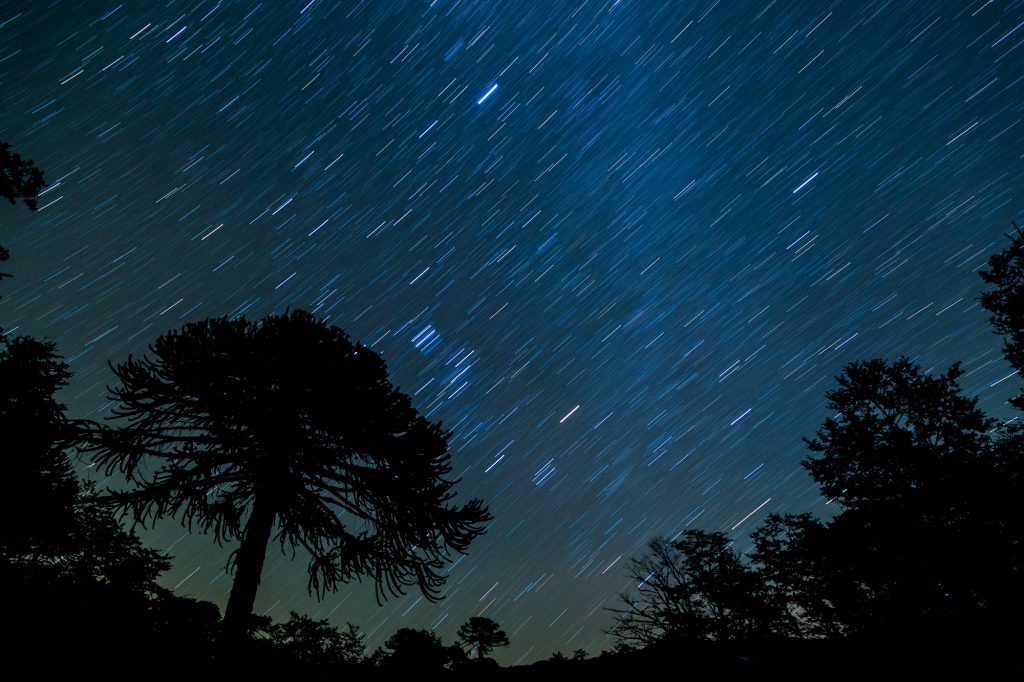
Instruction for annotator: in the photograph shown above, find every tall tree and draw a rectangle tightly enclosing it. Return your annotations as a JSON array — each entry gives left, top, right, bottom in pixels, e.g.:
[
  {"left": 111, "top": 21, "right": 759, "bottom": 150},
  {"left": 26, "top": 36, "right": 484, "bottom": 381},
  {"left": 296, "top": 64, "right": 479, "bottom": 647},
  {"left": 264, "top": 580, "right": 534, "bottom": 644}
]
[
  {"left": 457, "top": 616, "right": 510, "bottom": 660},
  {"left": 0, "top": 335, "right": 78, "bottom": 557},
  {"left": 0, "top": 335, "right": 217, "bottom": 665},
  {"left": 800, "top": 357, "right": 1018, "bottom": 636},
  {"left": 83, "top": 310, "right": 491, "bottom": 648},
  {"left": 802, "top": 358, "right": 994, "bottom": 509}
]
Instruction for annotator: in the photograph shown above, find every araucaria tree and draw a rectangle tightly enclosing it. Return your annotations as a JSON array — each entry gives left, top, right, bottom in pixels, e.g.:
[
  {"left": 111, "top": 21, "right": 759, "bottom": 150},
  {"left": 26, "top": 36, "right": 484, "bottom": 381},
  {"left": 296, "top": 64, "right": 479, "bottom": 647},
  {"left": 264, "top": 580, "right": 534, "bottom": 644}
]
[{"left": 84, "top": 310, "right": 491, "bottom": 646}]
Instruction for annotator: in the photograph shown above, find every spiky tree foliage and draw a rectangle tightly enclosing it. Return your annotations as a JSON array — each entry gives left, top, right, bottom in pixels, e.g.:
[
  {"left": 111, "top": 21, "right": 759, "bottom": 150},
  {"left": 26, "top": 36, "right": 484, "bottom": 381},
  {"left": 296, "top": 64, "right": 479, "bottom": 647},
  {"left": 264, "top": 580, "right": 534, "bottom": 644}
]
[{"left": 84, "top": 310, "right": 491, "bottom": 646}]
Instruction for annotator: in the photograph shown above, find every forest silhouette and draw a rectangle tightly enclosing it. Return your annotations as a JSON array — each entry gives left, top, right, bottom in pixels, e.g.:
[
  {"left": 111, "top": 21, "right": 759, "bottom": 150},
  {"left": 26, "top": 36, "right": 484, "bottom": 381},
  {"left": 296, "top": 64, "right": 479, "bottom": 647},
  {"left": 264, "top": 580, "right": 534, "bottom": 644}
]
[{"left": 2, "top": 143, "right": 1021, "bottom": 673}]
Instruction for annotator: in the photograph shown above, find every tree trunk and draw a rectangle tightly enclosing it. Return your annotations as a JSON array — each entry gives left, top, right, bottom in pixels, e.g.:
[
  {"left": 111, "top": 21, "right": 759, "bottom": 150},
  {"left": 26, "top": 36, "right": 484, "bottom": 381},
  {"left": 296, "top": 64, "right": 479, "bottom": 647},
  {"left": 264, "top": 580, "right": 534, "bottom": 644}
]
[{"left": 220, "top": 493, "right": 276, "bottom": 650}]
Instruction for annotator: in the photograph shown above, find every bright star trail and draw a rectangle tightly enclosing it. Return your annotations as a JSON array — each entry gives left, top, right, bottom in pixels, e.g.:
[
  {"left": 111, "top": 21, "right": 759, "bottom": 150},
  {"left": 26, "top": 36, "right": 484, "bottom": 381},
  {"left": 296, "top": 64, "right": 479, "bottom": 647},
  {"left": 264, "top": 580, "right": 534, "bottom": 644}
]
[
  {"left": 2, "top": 0, "right": 1022, "bottom": 666},
  {"left": 477, "top": 83, "right": 499, "bottom": 104}
]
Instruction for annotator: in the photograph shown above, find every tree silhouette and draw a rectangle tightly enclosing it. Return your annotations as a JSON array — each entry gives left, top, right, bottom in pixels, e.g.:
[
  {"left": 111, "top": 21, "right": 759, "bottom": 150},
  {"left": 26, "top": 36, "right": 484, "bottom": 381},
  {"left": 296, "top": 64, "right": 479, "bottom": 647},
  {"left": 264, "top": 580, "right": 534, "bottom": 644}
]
[
  {"left": 270, "top": 612, "right": 364, "bottom": 666},
  {"left": 0, "top": 334, "right": 218, "bottom": 665},
  {"left": 607, "top": 530, "right": 776, "bottom": 648},
  {"left": 606, "top": 228, "right": 1024, "bottom": 659},
  {"left": 1, "top": 141, "right": 46, "bottom": 284},
  {"left": 457, "top": 616, "right": 510, "bottom": 660},
  {"left": 803, "top": 358, "right": 994, "bottom": 509},
  {"left": 83, "top": 310, "right": 491, "bottom": 648},
  {"left": 0, "top": 335, "right": 79, "bottom": 557},
  {"left": 749, "top": 512, "right": 847, "bottom": 638},
  {"left": 800, "top": 357, "right": 1019, "bottom": 636},
  {"left": 374, "top": 628, "right": 465, "bottom": 670},
  {"left": 980, "top": 224, "right": 1024, "bottom": 409},
  {"left": 0, "top": 141, "right": 45, "bottom": 210}
]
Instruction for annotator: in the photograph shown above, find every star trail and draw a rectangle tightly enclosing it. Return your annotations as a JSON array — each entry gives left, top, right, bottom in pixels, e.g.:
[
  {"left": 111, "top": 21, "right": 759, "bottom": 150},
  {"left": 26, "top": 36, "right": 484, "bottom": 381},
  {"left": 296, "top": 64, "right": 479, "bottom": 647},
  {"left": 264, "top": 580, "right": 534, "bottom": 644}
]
[{"left": 2, "top": 0, "right": 1022, "bottom": 665}]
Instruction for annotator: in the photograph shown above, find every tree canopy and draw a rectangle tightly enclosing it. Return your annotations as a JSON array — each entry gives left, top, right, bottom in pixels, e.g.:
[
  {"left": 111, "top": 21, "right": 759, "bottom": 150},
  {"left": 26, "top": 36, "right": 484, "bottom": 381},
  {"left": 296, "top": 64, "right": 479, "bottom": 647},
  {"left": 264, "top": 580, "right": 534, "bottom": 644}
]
[
  {"left": 0, "top": 141, "right": 45, "bottom": 211},
  {"left": 269, "top": 612, "right": 365, "bottom": 666},
  {"left": 980, "top": 225, "right": 1024, "bottom": 409},
  {"left": 1, "top": 140, "right": 46, "bottom": 284},
  {"left": 799, "top": 356, "right": 1020, "bottom": 635},
  {"left": 374, "top": 628, "right": 466, "bottom": 671},
  {"left": 457, "top": 616, "right": 510, "bottom": 660},
  {"left": 608, "top": 530, "right": 777, "bottom": 647},
  {"left": 609, "top": 224, "right": 1024, "bottom": 649},
  {"left": 84, "top": 309, "right": 491, "bottom": 644}
]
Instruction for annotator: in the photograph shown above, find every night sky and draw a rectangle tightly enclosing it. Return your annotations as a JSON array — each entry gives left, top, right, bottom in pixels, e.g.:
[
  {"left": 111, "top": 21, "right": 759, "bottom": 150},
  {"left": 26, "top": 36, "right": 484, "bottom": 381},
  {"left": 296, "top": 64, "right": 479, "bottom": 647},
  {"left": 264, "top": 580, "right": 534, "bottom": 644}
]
[{"left": 2, "top": 0, "right": 1023, "bottom": 664}]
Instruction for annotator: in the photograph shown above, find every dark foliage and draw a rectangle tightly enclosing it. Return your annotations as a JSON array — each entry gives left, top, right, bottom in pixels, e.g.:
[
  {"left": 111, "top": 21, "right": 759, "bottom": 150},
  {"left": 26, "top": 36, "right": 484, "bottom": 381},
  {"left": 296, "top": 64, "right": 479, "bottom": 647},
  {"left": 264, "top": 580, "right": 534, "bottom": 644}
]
[
  {"left": 373, "top": 628, "right": 467, "bottom": 671},
  {"left": 0, "top": 335, "right": 79, "bottom": 556},
  {"left": 82, "top": 310, "right": 491, "bottom": 645},
  {"left": 457, "top": 616, "right": 510, "bottom": 660},
  {"left": 1, "top": 141, "right": 45, "bottom": 283},
  {"left": 610, "top": 223, "right": 1024, "bottom": 657},
  {"left": 748, "top": 512, "right": 845, "bottom": 638},
  {"left": 607, "top": 530, "right": 781, "bottom": 647},
  {"left": 269, "top": 612, "right": 365, "bottom": 666},
  {"left": 980, "top": 224, "right": 1024, "bottom": 408},
  {"left": 0, "top": 334, "right": 220, "bottom": 667},
  {"left": 0, "top": 141, "right": 46, "bottom": 210},
  {"left": 800, "top": 357, "right": 1021, "bottom": 636},
  {"left": 802, "top": 358, "right": 994, "bottom": 508}
]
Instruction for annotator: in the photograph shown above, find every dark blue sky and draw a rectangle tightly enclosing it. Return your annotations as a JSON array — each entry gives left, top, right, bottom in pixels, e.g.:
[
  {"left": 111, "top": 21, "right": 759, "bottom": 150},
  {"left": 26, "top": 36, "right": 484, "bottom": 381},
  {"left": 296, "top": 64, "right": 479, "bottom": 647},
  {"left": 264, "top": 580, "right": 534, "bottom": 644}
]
[{"left": 2, "top": 0, "right": 1022, "bottom": 664}]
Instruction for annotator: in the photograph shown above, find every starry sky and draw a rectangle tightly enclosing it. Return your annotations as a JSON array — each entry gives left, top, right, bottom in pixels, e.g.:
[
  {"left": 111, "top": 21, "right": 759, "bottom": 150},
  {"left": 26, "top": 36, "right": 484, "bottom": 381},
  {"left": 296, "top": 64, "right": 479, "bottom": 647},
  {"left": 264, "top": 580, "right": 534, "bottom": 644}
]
[{"left": 2, "top": 0, "right": 1023, "bottom": 665}]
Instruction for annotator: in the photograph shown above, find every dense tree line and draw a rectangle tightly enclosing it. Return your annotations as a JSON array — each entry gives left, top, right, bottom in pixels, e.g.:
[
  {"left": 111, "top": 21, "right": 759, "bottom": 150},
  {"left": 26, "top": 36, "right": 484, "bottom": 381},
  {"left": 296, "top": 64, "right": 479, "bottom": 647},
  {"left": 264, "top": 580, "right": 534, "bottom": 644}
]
[
  {"left": 3, "top": 140, "right": 1021, "bottom": 671},
  {"left": 608, "top": 227, "right": 1024, "bottom": 660}
]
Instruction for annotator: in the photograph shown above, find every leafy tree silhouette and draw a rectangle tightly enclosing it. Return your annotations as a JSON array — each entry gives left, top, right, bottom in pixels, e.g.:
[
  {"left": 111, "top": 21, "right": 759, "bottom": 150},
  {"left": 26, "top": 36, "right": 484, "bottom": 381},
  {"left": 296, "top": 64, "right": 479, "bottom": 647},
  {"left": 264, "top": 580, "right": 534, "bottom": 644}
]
[
  {"left": 82, "top": 310, "right": 491, "bottom": 650},
  {"left": 270, "top": 612, "right": 364, "bottom": 666},
  {"left": 457, "top": 616, "right": 510, "bottom": 660},
  {"left": 1, "top": 141, "right": 46, "bottom": 282},
  {"left": 980, "top": 224, "right": 1024, "bottom": 409},
  {"left": 374, "top": 628, "right": 466, "bottom": 671},
  {"left": 748, "top": 512, "right": 846, "bottom": 638},
  {"left": 0, "top": 335, "right": 79, "bottom": 557},
  {"left": 0, "top": 335, "right": 219, "bottom": 665},
  {"left": 335, "top": 622, "right": 367, "bottom": 664},
  {"left": 607, "top": 530, "right": 777, "bottom": 648},
  {"left": 0, "top": 141, "right": 45, "bottom": 210},
  {"left": 796, "top": 357, "right": 1021, "bottom": 637}
]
